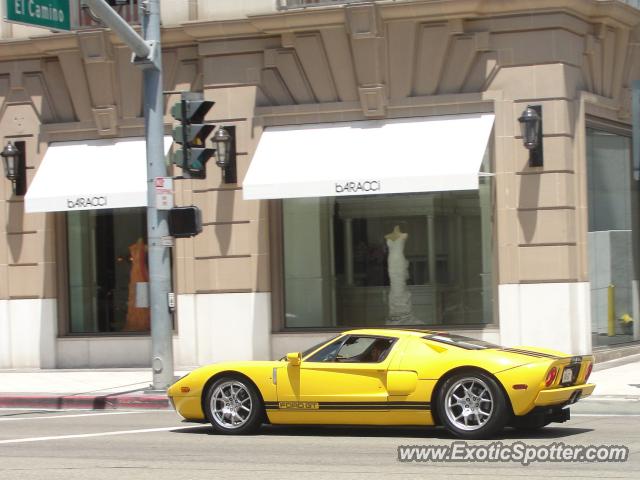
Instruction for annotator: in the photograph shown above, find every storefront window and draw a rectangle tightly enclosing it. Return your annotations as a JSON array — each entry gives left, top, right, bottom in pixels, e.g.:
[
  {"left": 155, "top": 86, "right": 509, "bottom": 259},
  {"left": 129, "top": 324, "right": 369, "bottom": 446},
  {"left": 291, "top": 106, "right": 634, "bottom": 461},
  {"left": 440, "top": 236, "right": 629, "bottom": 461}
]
[
  {"left": 282, "top": 183, "right": 493, "bottom": 328},
  {"left": 587, "top": 128, "right": 640, "bottom": 347},
  {"left": 66, "top": 208, "right": 149, "bottom": 334}
]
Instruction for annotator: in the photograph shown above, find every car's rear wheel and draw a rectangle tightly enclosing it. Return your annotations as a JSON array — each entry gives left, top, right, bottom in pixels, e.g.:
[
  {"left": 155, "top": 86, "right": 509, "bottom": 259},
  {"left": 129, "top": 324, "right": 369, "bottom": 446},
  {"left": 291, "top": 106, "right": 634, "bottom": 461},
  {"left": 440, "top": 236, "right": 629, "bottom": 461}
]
[
  {"left": 204, "top": 376, "right": 263, "bottom": 434},
  {"left": 437, "top": 371, "right": 509, "bottom": 439}
]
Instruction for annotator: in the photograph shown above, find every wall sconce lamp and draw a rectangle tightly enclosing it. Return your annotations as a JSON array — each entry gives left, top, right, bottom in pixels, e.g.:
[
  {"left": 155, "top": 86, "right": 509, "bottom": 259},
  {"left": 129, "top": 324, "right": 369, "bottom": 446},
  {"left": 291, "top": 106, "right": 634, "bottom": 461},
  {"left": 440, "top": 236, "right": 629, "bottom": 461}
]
[
  {"left": 212, "top": 127, "right": 237, "bottom": 184},
  {"left": 518, "top": 105, "right": 543, "bottom": 167},
  {"left": 1, "top": 141, "right": 26, "bottom": 195}
]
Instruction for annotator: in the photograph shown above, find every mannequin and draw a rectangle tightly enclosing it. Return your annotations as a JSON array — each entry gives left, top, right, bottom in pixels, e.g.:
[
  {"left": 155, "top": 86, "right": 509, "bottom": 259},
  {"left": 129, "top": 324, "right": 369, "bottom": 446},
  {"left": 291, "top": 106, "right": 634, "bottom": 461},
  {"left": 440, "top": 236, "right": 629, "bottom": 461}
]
[
  {"left": 385, "top": 225, "right": 413, "bottom": 323},
  {"left": 123, "top": 238, "right": 150, "bottom": 332},
  {"left": 384, "top": 224, "right": 406, "bottom": 242}
]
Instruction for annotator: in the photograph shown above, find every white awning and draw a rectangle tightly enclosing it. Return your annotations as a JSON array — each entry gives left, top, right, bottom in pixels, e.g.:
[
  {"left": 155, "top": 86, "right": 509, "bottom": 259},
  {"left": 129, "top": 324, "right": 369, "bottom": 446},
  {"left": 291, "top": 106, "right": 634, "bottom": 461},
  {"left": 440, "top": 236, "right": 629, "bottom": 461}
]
[
  {"left": 243, "top": 113, "right": 494, "bottom": 200},
  {"left": 25, "top": 136, "right": 173, "bottom": 213}
]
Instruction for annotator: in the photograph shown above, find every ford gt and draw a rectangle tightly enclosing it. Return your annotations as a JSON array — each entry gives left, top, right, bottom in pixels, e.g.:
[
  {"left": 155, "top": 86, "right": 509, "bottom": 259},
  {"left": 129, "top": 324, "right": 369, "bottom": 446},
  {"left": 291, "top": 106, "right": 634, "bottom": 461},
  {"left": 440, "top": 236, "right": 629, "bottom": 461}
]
[{"left": 167, "top": 329, "right": 595, "bottom": 439}]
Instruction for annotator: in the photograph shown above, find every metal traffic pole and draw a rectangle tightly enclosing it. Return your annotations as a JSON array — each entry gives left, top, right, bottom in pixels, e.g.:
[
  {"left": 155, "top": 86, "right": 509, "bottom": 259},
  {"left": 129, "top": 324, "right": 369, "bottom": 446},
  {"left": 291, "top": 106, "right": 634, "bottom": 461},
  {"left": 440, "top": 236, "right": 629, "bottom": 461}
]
[{"left": 83, "top": 0, "right": 174, "bottom": 390}]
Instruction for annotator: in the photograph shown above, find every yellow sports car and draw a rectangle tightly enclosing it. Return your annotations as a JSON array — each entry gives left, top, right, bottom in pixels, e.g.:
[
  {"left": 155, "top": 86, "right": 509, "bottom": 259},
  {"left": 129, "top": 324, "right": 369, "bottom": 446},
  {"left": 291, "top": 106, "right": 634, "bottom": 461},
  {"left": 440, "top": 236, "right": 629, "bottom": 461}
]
[{"left": 168, "top": 329, "right": 595, "bottom": 439}]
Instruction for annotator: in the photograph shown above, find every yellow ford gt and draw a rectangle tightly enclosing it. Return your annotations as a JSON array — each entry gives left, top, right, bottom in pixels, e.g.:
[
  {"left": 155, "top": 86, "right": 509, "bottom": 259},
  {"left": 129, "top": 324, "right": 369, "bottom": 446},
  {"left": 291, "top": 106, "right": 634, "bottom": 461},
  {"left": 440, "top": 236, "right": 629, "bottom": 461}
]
[{"left": 168, "top": 329, "right": 595, "bottom": 439}]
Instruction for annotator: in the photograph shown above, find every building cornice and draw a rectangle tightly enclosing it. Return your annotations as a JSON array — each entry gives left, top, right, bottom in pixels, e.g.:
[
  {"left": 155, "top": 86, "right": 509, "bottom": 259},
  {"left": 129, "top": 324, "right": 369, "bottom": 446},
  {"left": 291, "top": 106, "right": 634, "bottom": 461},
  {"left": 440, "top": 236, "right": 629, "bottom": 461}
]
[{"left": 0, "top": 0, "right": 638, "bottom": 61}]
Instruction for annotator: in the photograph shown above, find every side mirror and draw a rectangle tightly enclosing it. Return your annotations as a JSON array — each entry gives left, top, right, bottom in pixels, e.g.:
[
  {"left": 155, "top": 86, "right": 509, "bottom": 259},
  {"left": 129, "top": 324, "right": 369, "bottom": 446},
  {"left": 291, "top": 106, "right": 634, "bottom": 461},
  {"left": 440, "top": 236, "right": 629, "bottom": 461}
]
[{"left": 286, "top": 352, "right": 301, "bottom": 366}]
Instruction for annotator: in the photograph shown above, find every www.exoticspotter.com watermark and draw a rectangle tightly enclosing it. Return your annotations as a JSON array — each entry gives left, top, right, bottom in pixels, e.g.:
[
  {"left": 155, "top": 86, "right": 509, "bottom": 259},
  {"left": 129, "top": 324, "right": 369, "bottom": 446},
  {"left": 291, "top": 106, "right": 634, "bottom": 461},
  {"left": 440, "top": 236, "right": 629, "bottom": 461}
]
[{"left": 398, "top": 441, "right": 629, "bottom": 466}]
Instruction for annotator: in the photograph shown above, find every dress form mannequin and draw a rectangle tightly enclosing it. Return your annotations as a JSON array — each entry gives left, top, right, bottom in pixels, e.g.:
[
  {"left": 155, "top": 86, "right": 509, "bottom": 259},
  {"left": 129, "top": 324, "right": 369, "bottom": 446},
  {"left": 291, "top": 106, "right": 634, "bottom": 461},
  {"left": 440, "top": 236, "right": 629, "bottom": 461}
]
[
  {"left": 124, "top": 238, "right": 150, "bottom": 332},
  {"left": 384, "top": 224, "right": 406, "bottom": 242},
  {"left": 385, "top": 225, "right": 413, "bottom": 323}
]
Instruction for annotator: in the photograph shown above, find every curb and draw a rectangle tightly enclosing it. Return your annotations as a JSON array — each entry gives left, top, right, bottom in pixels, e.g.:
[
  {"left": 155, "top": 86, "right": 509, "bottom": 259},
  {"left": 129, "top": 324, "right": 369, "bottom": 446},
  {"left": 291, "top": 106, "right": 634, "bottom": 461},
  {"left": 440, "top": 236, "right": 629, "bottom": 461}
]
[
  {"left": 593, "top": 344, "right": 640, "bottom": 365},
  {"left": 593, "top": 353, "right": 640, "bottom": 371},
  {"left": 0, "top": 394, "right": 170, "bottom": 410}
]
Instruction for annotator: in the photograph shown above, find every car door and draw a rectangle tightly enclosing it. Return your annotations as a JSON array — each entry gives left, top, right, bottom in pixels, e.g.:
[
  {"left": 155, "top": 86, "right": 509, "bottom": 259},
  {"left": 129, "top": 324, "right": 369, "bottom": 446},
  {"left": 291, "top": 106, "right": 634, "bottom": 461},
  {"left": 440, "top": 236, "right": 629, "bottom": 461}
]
[{"left": 272, "top": 335, "right": 399, "bottom": 425}]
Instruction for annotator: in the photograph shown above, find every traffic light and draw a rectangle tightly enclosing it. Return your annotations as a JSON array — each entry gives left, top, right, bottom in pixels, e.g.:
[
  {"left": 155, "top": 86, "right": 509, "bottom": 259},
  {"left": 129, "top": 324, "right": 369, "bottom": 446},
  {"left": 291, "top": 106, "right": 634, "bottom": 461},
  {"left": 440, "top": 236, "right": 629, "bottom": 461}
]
[
  {"left": 171, "top": 92, "right": 215, "bottom": 179},
  {"left": 169, "top": 206, "right": 202, "bottom": 238}
]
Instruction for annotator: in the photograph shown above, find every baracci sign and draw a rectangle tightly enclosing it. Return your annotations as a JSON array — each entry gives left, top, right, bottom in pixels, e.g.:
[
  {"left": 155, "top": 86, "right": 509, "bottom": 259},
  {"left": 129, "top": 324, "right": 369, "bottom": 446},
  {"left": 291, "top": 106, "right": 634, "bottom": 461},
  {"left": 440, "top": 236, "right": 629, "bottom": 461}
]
[
  {"left": 66, "top": 196, "right": 108, "bottom": 209},
  {"left": 4, "top": 0, "right": 79, "bottom": 31}
]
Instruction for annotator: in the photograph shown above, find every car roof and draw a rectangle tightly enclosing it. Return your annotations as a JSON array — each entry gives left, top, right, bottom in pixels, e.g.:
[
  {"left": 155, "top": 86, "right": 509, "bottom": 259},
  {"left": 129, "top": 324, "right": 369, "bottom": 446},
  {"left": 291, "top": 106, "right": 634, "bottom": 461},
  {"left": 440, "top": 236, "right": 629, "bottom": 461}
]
[{"left": 341, "top": 328, "right": 440, "bottom": 338}]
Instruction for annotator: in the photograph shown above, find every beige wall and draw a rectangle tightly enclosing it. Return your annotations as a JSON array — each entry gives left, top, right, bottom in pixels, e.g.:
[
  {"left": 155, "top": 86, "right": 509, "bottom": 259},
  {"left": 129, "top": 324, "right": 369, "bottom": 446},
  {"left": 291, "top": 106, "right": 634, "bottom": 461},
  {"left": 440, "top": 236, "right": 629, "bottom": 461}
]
[{"left": 1, "top": 0, "right": 639, "bottom": 314}]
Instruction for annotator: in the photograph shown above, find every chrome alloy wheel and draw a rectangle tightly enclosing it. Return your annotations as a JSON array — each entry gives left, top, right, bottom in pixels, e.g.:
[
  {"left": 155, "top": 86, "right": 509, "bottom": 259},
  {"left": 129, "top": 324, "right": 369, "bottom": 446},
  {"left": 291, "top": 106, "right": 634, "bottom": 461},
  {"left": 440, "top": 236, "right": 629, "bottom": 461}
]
[
  {"left": 444, "top": 377, "right": 494, "bottom": 431},
  {"left": 210, "top": 381, "right": 253, "bottom": 429}
]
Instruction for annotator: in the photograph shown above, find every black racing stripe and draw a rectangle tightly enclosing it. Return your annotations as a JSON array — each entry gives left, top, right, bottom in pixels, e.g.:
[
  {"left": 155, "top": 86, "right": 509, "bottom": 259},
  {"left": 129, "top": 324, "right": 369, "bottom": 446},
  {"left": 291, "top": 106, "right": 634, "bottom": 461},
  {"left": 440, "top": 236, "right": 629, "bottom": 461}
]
[
  {"left": 318, "top": 405, "right": 429, "bottom": 410},
  {"left": 510, "top": 349, "right": 560, "bottom": 359},
  {"left": 500, "top": 348, "right": 561, "bottom": 359},
  {"left": 501, "top": 350, "right": 554, "bottom": 359},
  {"left": 317, "top": 401, "right": 429, "bottom": 406},
  {"left": 265, "top": 401, "right": 430, "bottom": 411},
  {"left": 319, "top": 405, "right": 389, "bottom": 410}
]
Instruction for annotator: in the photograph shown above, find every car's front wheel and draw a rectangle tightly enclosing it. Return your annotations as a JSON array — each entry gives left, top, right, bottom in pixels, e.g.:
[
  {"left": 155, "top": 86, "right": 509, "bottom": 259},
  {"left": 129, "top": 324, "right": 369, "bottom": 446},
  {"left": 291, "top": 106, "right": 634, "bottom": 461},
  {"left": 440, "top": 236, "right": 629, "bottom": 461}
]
[
  {"left": 437, "top": 371, "right": 509, "bottom": 439},
  {"left": 204, "top": 376, "right": 263, "bottom": 434}
]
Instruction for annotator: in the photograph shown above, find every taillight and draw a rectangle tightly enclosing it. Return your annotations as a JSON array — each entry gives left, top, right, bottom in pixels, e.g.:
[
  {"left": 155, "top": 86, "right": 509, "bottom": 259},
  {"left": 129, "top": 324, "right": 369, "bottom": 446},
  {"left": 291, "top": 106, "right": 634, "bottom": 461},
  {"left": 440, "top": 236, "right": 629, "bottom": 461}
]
[
  {"left": 545, "top": 367, "right": 558, "bottom": 387},
  {"left": 585, "top": 362, "right": 593, "bottom": 382}
]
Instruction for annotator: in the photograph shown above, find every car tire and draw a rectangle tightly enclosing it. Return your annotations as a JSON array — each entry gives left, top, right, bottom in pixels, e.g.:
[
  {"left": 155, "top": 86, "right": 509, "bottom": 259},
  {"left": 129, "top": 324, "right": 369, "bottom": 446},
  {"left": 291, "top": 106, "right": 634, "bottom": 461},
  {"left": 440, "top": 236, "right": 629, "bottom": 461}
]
[
  {"left": 204, "top": 376, "right": 264, "bottom": 435},
  {"left": 437, "top": 371, "right": 509, "bottom": 440}
]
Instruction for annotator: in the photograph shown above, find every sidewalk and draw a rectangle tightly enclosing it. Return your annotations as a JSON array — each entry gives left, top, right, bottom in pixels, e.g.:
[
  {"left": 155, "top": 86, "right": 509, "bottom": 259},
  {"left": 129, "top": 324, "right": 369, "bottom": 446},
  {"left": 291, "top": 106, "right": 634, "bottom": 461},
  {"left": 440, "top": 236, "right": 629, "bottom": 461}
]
[
  {"left": 0, "top": 359, "right": 638, "bottom": 411},
  {"left": 0, "top": 369, "right": 191, "bottom": 410}
]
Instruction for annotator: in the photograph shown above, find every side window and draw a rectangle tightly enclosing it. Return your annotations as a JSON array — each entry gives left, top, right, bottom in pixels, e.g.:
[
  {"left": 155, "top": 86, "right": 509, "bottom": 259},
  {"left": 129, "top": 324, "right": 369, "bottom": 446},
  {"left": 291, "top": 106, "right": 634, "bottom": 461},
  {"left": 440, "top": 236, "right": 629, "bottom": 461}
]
[
  {"left": 336, "top": 336, "right": 395, "bottom": 363},
  {"left": 305, "top": 335, "right": 396, "bottom": 363},
  {"left": 300, "top": 335, "right": 340, "bottom": 358},
  {"left": 305, "top": 337, "right": 344, "bottom": 362}
]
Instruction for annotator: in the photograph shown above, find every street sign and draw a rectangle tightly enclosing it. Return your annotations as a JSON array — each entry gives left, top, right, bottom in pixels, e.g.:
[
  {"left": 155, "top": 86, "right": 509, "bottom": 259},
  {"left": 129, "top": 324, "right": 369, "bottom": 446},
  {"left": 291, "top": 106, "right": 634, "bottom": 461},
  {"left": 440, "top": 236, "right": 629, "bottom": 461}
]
[
  {"left": 154, "top": 176, "right": 174, "bottom": 210},
  {"left": 4, "top": 0, "right": 79, "bottom": 31}
]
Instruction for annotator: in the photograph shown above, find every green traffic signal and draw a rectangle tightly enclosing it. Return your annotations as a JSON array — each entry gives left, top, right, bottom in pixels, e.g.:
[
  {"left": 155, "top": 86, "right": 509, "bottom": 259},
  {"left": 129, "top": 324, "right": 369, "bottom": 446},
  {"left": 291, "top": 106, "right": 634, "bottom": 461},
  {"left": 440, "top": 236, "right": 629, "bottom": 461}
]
[
  {"left": 171, "top": 92, "right": 215, "bottom": 179},
  {"left": 170, "top": 148, "right": 215, "bottom": 179},
  {"left": 186, "top": 148, "right": 215, "bottom": 179}
]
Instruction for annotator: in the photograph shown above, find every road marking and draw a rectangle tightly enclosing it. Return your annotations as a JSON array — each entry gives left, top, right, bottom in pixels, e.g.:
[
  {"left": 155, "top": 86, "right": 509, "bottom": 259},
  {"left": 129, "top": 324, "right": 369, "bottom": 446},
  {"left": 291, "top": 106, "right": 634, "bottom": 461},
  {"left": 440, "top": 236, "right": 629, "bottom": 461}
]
[
  {"left": 0, "top": 425, "right": 205, "bottom": 444},
  {"left": 0, "top": 411, "right": 167, "bottom": 422},
  {"left": 572, "top": 413, "right": 640, "bottom": 417}
]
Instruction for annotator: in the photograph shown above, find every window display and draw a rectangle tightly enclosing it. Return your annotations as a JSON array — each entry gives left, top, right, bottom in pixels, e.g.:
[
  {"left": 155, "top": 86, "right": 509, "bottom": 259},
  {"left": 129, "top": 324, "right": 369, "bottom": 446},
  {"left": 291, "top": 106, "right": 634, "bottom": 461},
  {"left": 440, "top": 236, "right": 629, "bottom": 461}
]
[
  {"left": 282, "top": 187, "right": 493, "bottom": 328},
  {"left": 66, "top": 208, "right": 150, "bottom": 334}
]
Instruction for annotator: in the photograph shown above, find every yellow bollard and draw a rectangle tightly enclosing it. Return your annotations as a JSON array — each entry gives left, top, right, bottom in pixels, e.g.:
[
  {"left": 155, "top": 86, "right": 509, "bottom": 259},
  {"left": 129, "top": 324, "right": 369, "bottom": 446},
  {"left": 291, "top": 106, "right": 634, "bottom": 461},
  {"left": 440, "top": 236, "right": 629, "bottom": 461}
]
[{"left": 608, "top": 284, "right": 616, "bottom": 337}]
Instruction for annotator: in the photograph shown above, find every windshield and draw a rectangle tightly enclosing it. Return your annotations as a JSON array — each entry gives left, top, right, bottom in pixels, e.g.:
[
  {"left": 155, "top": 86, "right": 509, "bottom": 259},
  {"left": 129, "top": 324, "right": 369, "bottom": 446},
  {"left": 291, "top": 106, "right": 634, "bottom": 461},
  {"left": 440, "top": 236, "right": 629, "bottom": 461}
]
[{"left": 423, "top": 333, "right": 501, "bottom": 350}]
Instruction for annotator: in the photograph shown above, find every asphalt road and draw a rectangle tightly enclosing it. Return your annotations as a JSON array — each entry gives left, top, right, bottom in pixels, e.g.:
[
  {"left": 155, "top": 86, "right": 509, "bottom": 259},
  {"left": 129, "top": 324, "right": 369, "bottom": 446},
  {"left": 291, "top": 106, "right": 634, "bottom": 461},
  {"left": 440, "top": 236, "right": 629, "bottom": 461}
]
[{"left": 0, "top": 408, "right": 637, "bottom": 479}]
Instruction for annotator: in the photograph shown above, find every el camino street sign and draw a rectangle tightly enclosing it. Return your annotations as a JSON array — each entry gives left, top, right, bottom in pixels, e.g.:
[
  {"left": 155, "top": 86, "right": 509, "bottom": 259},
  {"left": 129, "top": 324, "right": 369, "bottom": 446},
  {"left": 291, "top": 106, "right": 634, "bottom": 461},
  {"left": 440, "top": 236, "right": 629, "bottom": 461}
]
[{"left": 4, "top": 0, "right": 79, "bottom": 31}]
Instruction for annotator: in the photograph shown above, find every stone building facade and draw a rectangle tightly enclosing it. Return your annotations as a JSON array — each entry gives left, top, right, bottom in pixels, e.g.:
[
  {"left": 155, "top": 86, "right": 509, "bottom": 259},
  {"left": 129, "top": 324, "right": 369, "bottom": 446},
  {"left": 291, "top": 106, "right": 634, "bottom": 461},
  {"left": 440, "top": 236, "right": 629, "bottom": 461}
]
[{"left": 1, "top": 0, "right": 639, "bottom": 369}]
